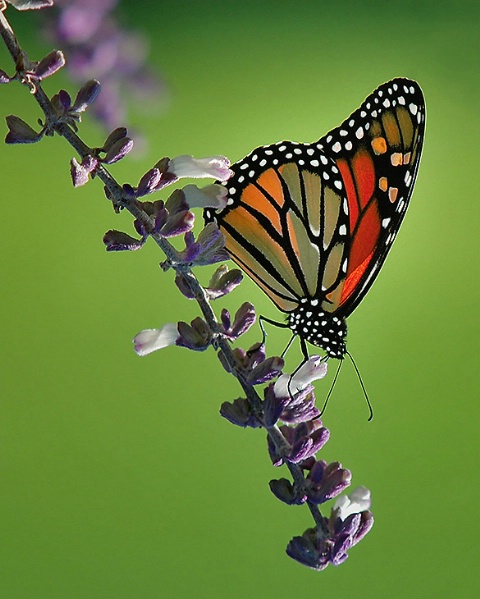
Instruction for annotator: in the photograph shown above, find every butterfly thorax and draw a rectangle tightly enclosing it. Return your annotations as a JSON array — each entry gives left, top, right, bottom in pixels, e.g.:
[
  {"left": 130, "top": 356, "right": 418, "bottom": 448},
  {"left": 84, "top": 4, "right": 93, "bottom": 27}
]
[{"left": 288, "top": 299, "right": 347, "bottom": 359}]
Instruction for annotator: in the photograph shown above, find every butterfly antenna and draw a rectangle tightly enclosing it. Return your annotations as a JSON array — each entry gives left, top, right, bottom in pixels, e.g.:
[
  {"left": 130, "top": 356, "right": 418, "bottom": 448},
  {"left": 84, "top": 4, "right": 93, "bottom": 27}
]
[
  {"left": 320, "top": 358, "right": 342, "bottom": 416},
  {"left": 346, "top": 350, "right": 373, "bottom": 421}
]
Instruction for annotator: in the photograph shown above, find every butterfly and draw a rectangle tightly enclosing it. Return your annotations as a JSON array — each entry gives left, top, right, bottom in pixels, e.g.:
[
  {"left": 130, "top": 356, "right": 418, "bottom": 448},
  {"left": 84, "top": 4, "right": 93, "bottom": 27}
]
[{"left": 205, "top": 78, "right": 425, "bottom": 359}]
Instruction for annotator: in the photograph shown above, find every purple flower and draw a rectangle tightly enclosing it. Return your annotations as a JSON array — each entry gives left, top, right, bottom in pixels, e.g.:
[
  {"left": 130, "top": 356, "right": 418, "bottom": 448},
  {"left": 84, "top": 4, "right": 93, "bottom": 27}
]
[
  {"left": 221, "top": 302, "right": 256, "bottom": 340},
  {"left": 286, "top": 487, "right": 374, "bottom": 570},
  {"left": 71, "top": 155, "right": 98, "bottom": 186},
  {"left": 204, "top": 265, "right": 243, "bottom": 300},
  {"left": 5, "top": 115, "right": 43, "bottom": 144},
  {"left": 133, "top": 317, "right": 212, "bottom": 356},
  {"left": 103, "top": 229, "right": 145, "bottom": 252},
  {"left": 42, "top": 0, "right": 164, "bottom": 131},
  {"left": 304, "top": 460, "right": 351, "bottom": 504},
  {"left": 33, "top": 49, "right": 65, "bottom": 80},
  {"left": 267, "top": 420, "right": 330, "bottom": 467},
  {"left": 220, "top": 397, "right": 261, "bottom": 429},
  {"left": 7, "top": 0, "right": 53, "bottom": 10}
]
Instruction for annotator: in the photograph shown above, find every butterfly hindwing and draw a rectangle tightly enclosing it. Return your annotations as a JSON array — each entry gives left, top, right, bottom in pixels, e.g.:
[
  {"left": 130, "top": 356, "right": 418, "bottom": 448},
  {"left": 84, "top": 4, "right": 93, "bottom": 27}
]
[{"left": 318, "top": 78, "right": 425, "bottom": 318}]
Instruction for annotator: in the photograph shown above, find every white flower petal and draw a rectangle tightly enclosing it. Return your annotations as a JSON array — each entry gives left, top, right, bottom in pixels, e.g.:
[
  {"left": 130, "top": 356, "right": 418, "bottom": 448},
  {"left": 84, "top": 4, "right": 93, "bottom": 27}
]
[
  {"left": 273, "top": 374, "right": 290, "bottom": 398},
  {"left": 334, "top": 486, "right": 371, "bottom": 521},
  {"left": 133, "top": 323, "right": 178, "bottom": 356},
  {"left": 293, "top": 356, "right": 328, "bottom": 387},
  {"left": 183, "top": 183, "right": 228, "bottom": 209},
  {"left": 168, "top": 155, "right": 233, "bottom": 180},
  {"left": 273, "top": 356, "right": 328, "bottom": 396}
]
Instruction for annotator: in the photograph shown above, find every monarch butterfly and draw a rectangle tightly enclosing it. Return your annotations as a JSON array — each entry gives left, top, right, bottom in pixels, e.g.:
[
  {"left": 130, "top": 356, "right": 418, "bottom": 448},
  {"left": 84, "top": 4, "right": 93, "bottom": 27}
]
[{"left": 205, "top": 78, "right": 425, "bottom": 359}]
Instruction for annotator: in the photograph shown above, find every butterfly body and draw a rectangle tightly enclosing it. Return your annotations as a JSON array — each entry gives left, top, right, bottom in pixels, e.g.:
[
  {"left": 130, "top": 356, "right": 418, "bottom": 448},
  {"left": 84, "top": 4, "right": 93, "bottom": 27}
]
[{"left": 205, "top": 78, "right": 425, "bottom": 358}]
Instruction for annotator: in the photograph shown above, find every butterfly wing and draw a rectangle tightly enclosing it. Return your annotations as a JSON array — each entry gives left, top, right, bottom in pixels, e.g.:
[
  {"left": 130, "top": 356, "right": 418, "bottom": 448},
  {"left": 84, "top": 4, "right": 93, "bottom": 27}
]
[
  {"left": 204, "top": 78, "right": 425, "bottom": 357},
  {"left": 205, "top": 144, "right": 349, "bottom": 315},
  {"left": 318, "top": 78, "right": 426, "bottom": 319}
]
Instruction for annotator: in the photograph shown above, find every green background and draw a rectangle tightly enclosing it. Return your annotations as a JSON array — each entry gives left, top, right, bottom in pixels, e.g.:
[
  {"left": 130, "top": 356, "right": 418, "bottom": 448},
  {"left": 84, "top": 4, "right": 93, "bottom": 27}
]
[{"left": 1, "top": 1, "right": 479, "bottom": 597}]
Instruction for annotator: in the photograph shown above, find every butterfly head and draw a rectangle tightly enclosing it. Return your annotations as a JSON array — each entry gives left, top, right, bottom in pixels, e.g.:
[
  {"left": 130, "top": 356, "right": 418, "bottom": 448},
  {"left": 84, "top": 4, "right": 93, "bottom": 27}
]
[{"left": 288, "top": 299, "right": 347, "bottom": 359}]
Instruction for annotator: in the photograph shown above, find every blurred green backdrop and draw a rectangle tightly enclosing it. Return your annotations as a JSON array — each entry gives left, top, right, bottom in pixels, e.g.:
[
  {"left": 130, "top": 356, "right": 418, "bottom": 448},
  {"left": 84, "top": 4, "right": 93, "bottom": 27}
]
[{"left": 1, "top": 1, "right": 479, "bottom": 597}]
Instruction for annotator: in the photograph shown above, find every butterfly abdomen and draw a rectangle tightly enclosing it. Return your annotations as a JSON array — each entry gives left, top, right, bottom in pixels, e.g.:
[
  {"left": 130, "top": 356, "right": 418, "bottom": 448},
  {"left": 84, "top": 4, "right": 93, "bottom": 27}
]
[{"left": 288, "top": 299, "right": 347, "bottom": 358}]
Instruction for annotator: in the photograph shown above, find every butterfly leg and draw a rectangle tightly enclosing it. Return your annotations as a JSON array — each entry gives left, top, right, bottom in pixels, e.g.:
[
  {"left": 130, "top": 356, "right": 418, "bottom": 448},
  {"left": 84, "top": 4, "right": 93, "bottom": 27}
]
[{"left": 258, "top": 314, "right": 290, "bottom": 346}]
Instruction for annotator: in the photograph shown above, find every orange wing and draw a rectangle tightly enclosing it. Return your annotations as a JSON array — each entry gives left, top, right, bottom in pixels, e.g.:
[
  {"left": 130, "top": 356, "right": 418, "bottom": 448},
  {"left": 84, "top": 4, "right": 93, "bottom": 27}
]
[{"left": 208, "top": 147, "right": 349, "bottom": 316}]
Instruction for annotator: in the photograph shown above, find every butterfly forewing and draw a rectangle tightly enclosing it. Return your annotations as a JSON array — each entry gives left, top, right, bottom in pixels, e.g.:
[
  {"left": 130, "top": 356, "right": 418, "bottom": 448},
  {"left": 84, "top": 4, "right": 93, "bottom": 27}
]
[{"left": 210, "top": 146, "right": 350, "bottom": 314}]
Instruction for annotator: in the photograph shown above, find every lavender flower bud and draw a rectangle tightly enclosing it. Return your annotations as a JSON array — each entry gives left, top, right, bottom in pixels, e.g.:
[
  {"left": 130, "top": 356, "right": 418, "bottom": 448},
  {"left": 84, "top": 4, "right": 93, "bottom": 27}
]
[
  {"left": 246, "top": 356, "right": 284, "bottom": 385},
  {"left": 223, "top": 302, "right": 256, "bottom": 340},
  {"left": 137, "top": 168, "right": 162, "bottom": 197},
  {"left": 263, "top": 384, "right": 290, "bottom": 428},
  {"left": 176, "top": 232, "right": 202, "bottom": 264},
  {"left": 34, "top": 50, "right": 65, "bottom": 80},
  {"left": 5, "top": 115, "right": 42, "bottom": 144},
  {"left": 191, "top": 223, "right": 229, "bottom": 266},
  {"left": 286, "top": 532, "right": 328, "bottom": 570},
  {"left": 306, "top": 460, "right": 351, "bottom": 504},
  {"left": 159, "top": 210, "right": 195, "bottom": 238},
  {"left": 103, "top": 127, "right": 128, "bottom": 151},
  {"left": 70, "top": 155, "right": 98, "bottom": 187},
  {"left": 205, "top": 265, "right": 243, "bottom": 300},
  {"left": 103, "top": 136, "right": 134, "bottom": 164},
  {"left": 268, "top": 379, "right": 320, "bottom": 425},
  {"left": 103, "top": 229, "right": 145, "bottom": 252},
  {"left": 52, "top": 89, "right": 72, "bottom": 113},
  {"left": 174, "top": 273, "right": 195, "bottom": 299},
  {"left": 165, "top": 189, "right": 189, "bottom": 216},
  {"left": 269, "top": 478, "right": 301, "bottom": 505},
  {"left": 176, "top": 317, "right": 211, "bottom": 351},
  {"left": 73, "top": 79, "right": 101, "bottom": 113},
  {"left": 286, "top": 487, "right": 374, "bottom": 569},
  {"left": 220, "top": 397, "right": 261, "bottom": 428},
  {"left": 153, "top": 203, "right": 168, "bottom": 233},
  {"left": 268, "top": 420, "right": 329, "bottom": 466}
]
